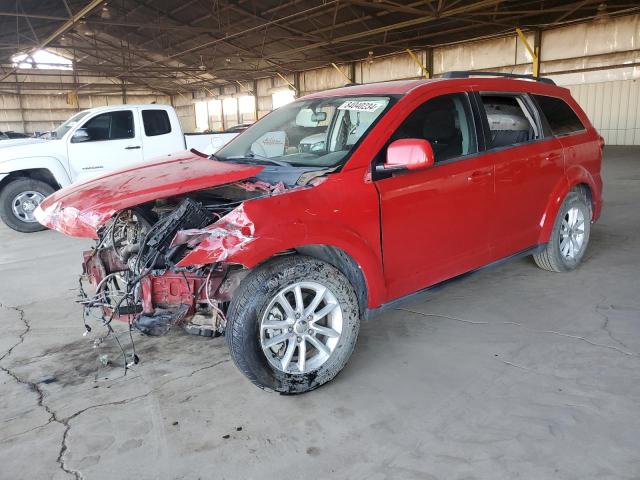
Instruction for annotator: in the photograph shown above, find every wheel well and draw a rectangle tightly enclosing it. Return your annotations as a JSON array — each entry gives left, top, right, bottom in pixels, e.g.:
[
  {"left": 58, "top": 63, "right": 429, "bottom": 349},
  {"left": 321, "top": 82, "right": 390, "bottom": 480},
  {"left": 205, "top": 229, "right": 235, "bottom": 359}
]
[
  {"left": 294, "top": 245, "right": 368, "bottom": 318},
  {"left": 574, "top": 183, "right": 593, "bottom": 216},
  {"left": 0, "top": 169, "right": 60, "bottom": 192}
]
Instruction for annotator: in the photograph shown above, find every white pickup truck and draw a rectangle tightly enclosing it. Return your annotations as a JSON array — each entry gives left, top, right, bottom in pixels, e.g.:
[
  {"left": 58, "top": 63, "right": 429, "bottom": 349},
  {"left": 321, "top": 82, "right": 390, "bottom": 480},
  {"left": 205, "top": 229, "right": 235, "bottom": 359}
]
[{"left": 0, "top": 104, "right": 238, "bottom": 232}]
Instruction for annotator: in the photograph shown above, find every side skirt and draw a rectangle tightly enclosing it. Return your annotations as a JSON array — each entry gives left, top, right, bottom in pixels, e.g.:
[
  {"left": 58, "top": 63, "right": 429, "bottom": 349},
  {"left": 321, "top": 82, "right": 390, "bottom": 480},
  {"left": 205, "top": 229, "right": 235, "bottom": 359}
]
[{"left": 365, "top": 244, "right": 547, "bottom": 320}]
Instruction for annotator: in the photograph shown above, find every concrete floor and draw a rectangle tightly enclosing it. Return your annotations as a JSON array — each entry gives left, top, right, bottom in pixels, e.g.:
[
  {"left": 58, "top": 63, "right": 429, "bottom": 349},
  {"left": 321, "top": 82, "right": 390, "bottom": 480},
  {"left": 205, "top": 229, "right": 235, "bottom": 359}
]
[{"left": 1, "top": 147, "right": 639, "bottom": 480}]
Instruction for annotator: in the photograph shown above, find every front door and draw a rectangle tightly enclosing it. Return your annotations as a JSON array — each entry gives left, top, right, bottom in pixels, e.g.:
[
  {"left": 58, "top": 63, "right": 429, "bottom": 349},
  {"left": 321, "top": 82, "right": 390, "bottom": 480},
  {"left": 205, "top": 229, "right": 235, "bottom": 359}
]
[
  {"left": 374, "top": 93, "right": 494, "bottom": 300},
  {"left": 67, "top": 109, "right": 143, "bottom": 182}
]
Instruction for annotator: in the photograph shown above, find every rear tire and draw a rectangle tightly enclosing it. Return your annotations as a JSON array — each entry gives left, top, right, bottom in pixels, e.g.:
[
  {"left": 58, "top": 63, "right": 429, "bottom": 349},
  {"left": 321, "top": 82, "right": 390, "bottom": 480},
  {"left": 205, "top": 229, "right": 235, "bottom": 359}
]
[
  {"left": 0, "top": 178, "right": 54, "bottom": 233},
  {"left": 534, "top": 189, "right": 591, "bottom": 272},
  {"left": 226, "top": 255, "right": 360, "bottom": 394}
]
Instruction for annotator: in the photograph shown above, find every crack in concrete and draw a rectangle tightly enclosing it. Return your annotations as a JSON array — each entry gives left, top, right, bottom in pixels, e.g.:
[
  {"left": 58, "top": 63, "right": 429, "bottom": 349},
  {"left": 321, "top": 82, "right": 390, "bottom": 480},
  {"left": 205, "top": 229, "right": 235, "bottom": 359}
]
[
  {"left": 397, "top": 307, "right": 638, "bottom": 357},
  {"left": 0, "top": 419, "right": 55, "bottom": 443},
  {"left": 0, "top": 362, "right": 83, "bottom": 479},
  {"left": 396, "top": 307, "right": 490, "bottom": 325},
  {"left": 0, "top": 302, "right": 28, "bottom": 363},
  {"left": 153, "top": 358, "right": 231, "bottom": 391},
  {"left": 52, "top": 358, "right": 233, "bottom": 475},
  {"left": 503, "top": 321, "right": 637, "bottom": 357},
  {"left": 0, "top": 303, "right": 83, "bottom": 480},
  {"left": 594, "top": 295, "right": 632, "bottom": 351},
  {"left": 1, "top": 300, "right": 231, "bottom": 479}
]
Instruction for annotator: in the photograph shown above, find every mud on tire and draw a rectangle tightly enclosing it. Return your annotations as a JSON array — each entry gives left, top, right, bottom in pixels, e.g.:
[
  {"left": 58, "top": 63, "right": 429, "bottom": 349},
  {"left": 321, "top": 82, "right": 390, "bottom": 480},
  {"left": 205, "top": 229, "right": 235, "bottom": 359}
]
[{"left": 225, "top": 255, "right": 360, "bottom": 394}]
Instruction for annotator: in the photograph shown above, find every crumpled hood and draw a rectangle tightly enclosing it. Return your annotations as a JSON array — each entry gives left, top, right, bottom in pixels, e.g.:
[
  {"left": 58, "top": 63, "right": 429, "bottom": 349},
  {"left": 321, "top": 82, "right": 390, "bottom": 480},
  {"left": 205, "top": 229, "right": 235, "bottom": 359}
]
[{"left": 35, "top": 150, "right": 263, "bottom": 238}]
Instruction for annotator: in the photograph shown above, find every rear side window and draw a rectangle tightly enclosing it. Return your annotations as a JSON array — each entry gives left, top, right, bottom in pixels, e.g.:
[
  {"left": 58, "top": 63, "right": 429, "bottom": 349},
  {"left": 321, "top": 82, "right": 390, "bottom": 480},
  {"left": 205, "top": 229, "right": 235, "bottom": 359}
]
[
  {"left": 480, "top": 94, "right": 539, "bottom": 149},
  {"left": 142, "top": 109, "right": 172, "bottom": 136},
  {"left": 533, "top": 95, "right": 585, "bottom": 136},
  {"left": 81, "top": 110, "right": 134, "bottom": 141}
]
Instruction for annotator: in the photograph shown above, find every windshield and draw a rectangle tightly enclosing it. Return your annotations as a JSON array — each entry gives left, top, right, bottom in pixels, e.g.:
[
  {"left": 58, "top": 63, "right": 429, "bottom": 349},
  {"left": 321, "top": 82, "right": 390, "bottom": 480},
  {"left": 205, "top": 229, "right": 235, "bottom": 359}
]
[
  {"left": 216, "top": 95, "right": 392, "bottom": 167},
  {"left": 49, "top": 110, "right": 91, "bottom": 139}
]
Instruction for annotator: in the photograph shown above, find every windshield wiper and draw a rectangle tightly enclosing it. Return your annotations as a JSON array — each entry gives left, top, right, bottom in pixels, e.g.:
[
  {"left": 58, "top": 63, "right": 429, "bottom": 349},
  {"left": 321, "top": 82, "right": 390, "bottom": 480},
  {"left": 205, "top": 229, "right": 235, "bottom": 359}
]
[{"left": 225, "top": 154, "right": 289, "bottom": 167}]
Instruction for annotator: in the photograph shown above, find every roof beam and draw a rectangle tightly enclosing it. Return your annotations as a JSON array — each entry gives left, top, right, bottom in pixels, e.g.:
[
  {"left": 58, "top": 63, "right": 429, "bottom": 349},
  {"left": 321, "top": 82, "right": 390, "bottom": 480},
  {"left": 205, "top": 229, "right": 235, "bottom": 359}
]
[
  {"left": 257, "top": 0, "right": 505, "bottom": 58},
  {"left": 0, "top": 0, "right": 104, "bottom": 82},
  {"left": 345, "top": 0, "right": 433, "bottom": 16},
  {"left": 0, "top": 12, "right": 236, "bottom": 33}
]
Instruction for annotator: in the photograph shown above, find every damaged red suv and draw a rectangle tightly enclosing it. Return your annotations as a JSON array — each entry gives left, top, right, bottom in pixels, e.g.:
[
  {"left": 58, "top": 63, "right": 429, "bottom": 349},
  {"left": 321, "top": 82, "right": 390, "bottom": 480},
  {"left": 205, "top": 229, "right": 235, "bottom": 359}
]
[{"left": 36, "top": 72, "right": 603, "bottom": 393}]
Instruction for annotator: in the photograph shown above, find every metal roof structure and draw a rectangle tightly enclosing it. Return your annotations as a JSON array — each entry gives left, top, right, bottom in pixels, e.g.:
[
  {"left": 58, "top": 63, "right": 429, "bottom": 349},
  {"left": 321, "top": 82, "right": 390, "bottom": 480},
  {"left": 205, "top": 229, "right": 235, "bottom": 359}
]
[{"left": 1, "top": 0, "right": 638, "bottom": 95}]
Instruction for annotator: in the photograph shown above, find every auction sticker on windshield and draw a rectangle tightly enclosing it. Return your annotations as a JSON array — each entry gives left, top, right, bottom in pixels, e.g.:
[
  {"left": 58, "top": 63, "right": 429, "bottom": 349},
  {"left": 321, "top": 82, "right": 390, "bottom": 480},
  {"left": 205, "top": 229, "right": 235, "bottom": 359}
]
[{"left": 337, "top": 100, "right": 383, "bottom": 112}]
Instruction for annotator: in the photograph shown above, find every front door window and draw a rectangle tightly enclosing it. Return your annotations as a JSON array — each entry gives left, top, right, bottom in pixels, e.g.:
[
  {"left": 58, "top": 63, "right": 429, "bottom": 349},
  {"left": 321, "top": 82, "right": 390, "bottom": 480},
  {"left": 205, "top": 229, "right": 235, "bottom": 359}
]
[{"left": 389, "top": 93, "right": 477, "bottom": 163}]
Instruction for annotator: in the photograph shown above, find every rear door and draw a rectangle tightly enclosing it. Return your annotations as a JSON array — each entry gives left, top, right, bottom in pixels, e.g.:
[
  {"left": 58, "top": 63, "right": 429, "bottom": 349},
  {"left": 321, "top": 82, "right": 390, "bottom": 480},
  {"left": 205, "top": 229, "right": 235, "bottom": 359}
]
[
  {"left": 67, "top": 108, "right": 143, "bottom": 182},
  {"left": 532, "top": 94, "right": 601, "bottom": 187},
  {"left": 374, "top": 91, "right": 494, "bottom": 300},
  {"left": 475, "top": 91, "right": 564, "bottom": 259}
]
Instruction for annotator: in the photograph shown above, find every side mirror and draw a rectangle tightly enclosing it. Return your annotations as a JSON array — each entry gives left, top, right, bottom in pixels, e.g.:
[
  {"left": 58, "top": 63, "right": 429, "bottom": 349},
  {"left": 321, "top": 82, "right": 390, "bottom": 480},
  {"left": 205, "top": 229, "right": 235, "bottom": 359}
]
[
  {"left": 377, "top": 138, "right": 434, "bottom": 173},
  {"left": 71, "top": 128, "right": 90, "bottom": 143}
]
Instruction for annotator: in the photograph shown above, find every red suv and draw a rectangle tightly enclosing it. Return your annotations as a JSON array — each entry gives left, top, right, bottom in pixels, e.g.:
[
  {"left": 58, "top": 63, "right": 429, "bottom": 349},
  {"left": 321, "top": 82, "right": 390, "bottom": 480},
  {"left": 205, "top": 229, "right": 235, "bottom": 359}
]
[{"left": 36, "top": 72, "right": 603, "bottom": 394}]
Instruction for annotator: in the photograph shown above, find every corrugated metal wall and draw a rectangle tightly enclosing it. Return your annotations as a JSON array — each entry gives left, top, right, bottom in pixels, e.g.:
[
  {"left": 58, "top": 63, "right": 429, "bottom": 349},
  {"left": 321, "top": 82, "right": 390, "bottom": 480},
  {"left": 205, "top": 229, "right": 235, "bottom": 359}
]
[
  {"left": 568, "top": 80, "right": 640, "bottom": 145},
  {"left": 1, "top": 14, "right": 639, "bottom": 142},
  {"left": 0, "top": 92, "right": 171, "bottom": 133},
  {"left": 249, "top": 13, "right": 640, "bottom": 145},
  {"left": 172, "top": 94, "right": 196, "bottom": 133}
]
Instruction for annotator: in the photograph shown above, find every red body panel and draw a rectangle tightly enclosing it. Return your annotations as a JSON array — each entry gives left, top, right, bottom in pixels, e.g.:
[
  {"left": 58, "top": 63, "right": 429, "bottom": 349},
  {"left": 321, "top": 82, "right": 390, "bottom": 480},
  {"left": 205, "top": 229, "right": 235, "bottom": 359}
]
[
  {"left": 140, "top": 273, "right": 210, "bottom": 315},
  {"left": 35, "top": 151, "right": 262, "bottom": 238},
  {"left": 490, "top": 138, "right": 565, "bottom": 258},
  {"left": 177, "top": 169, "right": 388, "bottom": 307},
  {"left": 44, "top": 77, "right": 603, "bottom": 313}
]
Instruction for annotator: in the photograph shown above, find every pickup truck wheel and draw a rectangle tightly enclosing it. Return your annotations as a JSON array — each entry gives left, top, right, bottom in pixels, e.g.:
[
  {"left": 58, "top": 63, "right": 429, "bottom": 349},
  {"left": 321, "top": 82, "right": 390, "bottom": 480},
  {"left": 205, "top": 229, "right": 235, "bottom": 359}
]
[
  {"left": 534, "top": 189, "right": 591, "bottom": 272},
  {"left": 226, "top": 255, "right": 360, "bottom": 394},
  {"left": 0, "top": 178, "right": 54, "bottom": 233}
]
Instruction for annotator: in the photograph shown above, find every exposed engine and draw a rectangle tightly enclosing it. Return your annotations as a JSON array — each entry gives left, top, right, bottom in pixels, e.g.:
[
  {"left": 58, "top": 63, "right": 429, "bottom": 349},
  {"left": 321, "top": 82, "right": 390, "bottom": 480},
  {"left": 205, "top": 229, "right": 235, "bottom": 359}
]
[{"left": 78, "top": 181, "right": 281, "bottom": 361}]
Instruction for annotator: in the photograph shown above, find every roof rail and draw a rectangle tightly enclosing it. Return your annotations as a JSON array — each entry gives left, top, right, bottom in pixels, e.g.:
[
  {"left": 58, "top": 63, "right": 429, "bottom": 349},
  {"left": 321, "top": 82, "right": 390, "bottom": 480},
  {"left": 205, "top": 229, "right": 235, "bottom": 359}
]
[{"left": 442, "top": 71, "right": 556, "bottom": 85}]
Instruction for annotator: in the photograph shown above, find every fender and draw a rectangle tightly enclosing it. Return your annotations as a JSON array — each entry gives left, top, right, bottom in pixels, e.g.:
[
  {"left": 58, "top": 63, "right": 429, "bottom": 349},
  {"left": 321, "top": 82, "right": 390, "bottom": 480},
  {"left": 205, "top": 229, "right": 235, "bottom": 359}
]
[
  {"left": 567, "top": 163, "right": 603, "bottom": 220},
  {"left": 176, "top": 174, "right": 388, "bottom": 308},
  {"left": 178, "top": 214, "right": 388, "bottom": 308},
  {"left": 0, "top": 156, "right": 71, "bottom": 188},
  {"left": 537, "top": 164, "right": 598, "bottom": 244},
  {"left": 228, "top": 227, "right": 386, "bottom": 309}
]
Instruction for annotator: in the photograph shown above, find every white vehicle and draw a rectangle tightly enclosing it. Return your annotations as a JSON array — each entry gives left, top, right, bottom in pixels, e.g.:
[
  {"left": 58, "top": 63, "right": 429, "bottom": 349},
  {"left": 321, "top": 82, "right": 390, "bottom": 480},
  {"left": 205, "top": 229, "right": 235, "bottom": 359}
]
[{"left": 0, "top": 104, "right": 238, "bottom": 232}]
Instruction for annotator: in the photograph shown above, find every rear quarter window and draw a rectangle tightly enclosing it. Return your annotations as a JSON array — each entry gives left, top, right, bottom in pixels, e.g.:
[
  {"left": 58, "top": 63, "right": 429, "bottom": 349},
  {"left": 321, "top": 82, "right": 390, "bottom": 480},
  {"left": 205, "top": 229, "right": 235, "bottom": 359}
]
[
  {"left": 533, "top": 95, "right": 585, "bottom": 136},
  {"left": 142, "top": 109, "right": 172, "bottom": 136}
]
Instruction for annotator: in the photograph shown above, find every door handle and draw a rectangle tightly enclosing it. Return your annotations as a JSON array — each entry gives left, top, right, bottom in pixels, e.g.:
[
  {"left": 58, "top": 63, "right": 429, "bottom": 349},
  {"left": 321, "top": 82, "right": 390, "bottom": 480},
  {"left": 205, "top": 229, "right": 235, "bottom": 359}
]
[
  {"left": 467, "top": 170, "right": 492, "bottom": 182},
  {"left": 125, "top": 145, "right": 141, "bottom": 150}
]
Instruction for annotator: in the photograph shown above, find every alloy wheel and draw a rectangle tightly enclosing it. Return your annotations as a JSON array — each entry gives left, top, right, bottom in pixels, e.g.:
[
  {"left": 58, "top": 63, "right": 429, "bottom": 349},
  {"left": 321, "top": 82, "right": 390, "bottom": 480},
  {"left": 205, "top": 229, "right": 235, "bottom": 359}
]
[
  {"left": 559, "top": 206, "right": 586, "bottom": 260},
  {"left": 260, "top": 281, "right": 343, "bottom": 374}
]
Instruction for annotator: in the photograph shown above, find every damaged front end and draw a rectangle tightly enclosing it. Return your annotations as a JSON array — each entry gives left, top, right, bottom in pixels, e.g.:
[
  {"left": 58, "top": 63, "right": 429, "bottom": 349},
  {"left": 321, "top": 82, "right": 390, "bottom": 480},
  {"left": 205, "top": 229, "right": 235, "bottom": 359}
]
[
  {"left": 78, "top": 180, "right": 279, "bottom": 339},
  {"left": 31, "top": 152, "right": 284, "bottom": 343}
]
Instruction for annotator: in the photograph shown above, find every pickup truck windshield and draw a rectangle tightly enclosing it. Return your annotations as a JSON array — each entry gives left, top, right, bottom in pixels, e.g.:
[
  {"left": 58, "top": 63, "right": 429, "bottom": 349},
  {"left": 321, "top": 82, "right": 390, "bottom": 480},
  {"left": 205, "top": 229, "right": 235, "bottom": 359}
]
[
  {"left": 49, "top": 110, "right": 91, "bottom": 139},
  {"left": 216, "top": 95, "right": 392, "bottom": 167}
]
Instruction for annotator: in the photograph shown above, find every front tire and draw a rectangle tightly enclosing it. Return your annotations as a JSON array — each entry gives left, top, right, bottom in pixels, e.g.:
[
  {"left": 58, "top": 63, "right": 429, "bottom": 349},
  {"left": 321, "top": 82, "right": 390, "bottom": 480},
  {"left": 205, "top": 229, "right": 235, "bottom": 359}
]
[
  {"left": 534, "top": 189, "right": 591, "bottom": 272},
  {"left": 0, "top": 178, "right": 54, "bottom": 233},
  {"left": 226, "top": 255, "right": 360, "bottom": 394}
]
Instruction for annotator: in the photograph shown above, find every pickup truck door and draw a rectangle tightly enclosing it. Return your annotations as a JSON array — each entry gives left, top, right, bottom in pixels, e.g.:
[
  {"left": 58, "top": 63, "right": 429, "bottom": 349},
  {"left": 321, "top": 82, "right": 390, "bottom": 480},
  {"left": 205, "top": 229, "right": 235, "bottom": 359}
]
[
  {"left": 67, "top": 109, "right": 144, "bottom": 182},
  {"left": 374, "top": 92, "right": 494, "bottom": 300},
  {"left": 138, "top": 107, "right": 185, "bottom": 160}
]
